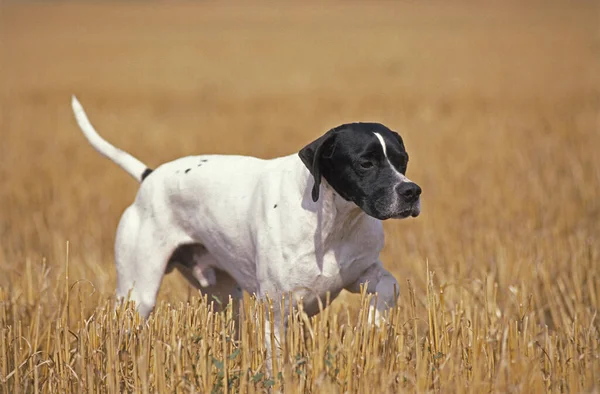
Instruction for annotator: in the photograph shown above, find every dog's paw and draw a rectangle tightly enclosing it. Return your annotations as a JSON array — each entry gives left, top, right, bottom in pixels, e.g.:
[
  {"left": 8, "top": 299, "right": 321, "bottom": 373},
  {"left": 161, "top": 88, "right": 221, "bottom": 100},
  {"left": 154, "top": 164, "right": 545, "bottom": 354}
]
[{"left": 367, "top": 305, "right": 385, "bottom": 328}]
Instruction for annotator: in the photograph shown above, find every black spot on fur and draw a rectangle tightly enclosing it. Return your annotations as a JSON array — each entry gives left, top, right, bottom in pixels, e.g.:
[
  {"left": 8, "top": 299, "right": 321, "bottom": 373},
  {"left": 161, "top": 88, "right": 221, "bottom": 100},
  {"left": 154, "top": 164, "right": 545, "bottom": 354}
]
[
  {"left": 197, "top": 164, "right": 202, "bottom": 167},
  {"left": 141, "top": 168, "right": 153, "bottom": 181},
  {"left": 201, "top": 159, "right": 208, "bottom": 162},
  {"left": 185, "top": 168, "right": 191, "bottom": 174},
  {"left": 273, "top": 204, "right": 278, "bottom": 208}
]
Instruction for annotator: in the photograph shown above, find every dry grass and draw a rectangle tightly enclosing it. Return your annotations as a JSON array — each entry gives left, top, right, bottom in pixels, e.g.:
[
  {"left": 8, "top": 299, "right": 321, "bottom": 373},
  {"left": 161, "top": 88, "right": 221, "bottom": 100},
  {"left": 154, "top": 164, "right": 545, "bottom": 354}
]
[{"left": 1, "top": 1, "right": 599, "bottom": 392}]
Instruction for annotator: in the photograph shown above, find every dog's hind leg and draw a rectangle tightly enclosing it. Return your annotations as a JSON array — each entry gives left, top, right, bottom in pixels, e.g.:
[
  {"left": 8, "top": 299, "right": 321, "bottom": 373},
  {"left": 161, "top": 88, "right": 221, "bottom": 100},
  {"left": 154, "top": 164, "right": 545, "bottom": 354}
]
[
  {"left": 114, "top": 206, "right": 140, "bottom": 304},
  {"left": 114, "top": 206, "right": 177, "bottom": 319}
]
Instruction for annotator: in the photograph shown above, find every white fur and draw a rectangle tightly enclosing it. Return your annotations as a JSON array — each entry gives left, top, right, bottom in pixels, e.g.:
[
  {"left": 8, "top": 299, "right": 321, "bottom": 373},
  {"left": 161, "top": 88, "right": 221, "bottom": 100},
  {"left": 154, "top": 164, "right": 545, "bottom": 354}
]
[
  {"left": 72, "top": 96, "right": 147, "bottom": 181},
  {"left": 72, "top": 96, "right": 401, "bottom": 333}
]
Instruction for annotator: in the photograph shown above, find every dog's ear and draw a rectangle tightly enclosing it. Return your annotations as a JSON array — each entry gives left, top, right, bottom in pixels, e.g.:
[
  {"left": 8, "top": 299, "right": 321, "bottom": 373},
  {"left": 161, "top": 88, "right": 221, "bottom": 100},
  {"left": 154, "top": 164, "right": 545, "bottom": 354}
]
[
  {"left": 298, "top": 128, "right": 339, "bottom": 202},
  {"left": 391, "top": 130, "right": 406, "bottom": 150}
]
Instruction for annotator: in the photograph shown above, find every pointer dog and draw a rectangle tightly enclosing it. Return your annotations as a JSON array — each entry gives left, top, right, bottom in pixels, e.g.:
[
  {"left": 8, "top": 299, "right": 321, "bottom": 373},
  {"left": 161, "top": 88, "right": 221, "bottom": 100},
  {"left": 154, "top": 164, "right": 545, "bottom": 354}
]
[{"left": 71, "top": 96, "right": 421, "bottom": 332}]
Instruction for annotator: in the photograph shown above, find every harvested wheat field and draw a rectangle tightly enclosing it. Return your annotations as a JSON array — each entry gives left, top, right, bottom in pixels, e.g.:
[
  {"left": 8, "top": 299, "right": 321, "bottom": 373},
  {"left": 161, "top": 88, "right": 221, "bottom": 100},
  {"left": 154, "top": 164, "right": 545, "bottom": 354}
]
[{"left": 1, "top": 1, "right": 599, "bottom": 393}]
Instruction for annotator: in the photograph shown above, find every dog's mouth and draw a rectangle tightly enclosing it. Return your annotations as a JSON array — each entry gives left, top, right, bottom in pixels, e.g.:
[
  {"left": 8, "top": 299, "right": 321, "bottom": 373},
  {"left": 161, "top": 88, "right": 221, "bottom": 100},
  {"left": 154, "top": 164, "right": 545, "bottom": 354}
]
[
  {"left": 375, "top": 208, "right": 413, "bottom": 220},
  {"left": 392, "top": 209, "right": 414, "bottom": 219},
  {"left": 392, "top": 203, "right": 420, "bottom": 219},
  {"left": 365, "top": 198, "right": 421, "bottom": 220}
]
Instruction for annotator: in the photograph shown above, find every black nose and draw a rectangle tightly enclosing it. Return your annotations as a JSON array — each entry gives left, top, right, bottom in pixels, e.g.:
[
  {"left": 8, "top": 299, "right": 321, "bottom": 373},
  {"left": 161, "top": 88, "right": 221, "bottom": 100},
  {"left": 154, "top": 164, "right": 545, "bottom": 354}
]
[{"left": 397, "top": 182, "right": 422, "bottom": 203}]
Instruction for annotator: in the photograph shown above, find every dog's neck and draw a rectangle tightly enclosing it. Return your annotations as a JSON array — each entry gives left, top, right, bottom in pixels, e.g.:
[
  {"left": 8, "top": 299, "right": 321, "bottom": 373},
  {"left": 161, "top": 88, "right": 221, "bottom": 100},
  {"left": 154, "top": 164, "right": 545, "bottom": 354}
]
[
  {"left": 319, "top": 179, "right": 362, "bottom": 219},
  {"left": 295, "top": 159, "right": 366, "bottom": 240}
]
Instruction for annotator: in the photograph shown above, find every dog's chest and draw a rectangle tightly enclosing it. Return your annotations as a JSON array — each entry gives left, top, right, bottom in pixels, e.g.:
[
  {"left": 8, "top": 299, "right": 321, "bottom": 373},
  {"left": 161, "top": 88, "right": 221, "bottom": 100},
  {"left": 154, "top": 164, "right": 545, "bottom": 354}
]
[
  {"left": 318, "top": 233, "right": 380, "bottom": 285},
  {"left": 277, "top": 216, "right": 384, "bottom": 312},
  {"left": 290, "top": 246, "right": 374, "bottom": 316}
]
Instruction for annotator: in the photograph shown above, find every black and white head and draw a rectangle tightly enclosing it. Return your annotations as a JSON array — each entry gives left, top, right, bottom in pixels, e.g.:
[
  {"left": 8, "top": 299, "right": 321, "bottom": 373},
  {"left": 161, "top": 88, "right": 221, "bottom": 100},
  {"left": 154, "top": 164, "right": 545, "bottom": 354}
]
[{"left": 299, "top": 122, "right": 421, "bottom": 220}]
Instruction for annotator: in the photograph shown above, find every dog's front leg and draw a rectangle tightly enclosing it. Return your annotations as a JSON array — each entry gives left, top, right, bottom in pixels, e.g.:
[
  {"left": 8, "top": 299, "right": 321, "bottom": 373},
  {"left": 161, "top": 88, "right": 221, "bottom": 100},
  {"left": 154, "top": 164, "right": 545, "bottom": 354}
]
[{"left": 345, "top": 261, "right": 400, "bottom": 327}]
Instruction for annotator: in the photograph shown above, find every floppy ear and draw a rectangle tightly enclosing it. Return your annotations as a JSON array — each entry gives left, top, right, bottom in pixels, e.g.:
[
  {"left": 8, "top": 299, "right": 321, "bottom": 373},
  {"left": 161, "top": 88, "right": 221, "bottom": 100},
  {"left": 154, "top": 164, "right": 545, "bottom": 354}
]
[
  {"left": 391, "top": 131, "right": 405, "bottom": 150},
  {"left": 298, "top": 129, "right": 338, "bottom": 202}
]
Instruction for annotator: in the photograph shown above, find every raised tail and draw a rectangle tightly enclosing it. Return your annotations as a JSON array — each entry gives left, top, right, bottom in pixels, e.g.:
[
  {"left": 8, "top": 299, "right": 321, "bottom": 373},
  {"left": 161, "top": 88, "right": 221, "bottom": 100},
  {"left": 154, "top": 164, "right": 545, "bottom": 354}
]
[{"left": 71, "top": 95, "right": 153, "bottom": 182}]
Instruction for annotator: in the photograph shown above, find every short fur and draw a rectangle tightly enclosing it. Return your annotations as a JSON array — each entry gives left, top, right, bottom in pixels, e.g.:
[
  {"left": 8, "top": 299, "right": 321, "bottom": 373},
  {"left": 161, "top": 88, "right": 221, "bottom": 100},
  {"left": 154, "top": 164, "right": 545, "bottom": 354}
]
[{"left": 71, "top": 96, "right": 421, "bottom": 350}]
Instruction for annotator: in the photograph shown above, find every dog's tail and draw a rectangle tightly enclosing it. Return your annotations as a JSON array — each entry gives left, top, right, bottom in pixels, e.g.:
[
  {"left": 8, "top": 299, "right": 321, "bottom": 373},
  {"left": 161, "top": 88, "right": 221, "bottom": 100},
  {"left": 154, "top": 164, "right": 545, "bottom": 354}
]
[{"left": 71, "top": 95, "right": 153, "bottom": 182}]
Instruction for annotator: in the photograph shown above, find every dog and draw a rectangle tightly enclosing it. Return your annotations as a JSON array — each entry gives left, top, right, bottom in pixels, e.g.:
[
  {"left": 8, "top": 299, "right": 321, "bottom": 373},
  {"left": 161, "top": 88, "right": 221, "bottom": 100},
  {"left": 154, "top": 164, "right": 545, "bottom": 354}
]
[{"left": 71, "top": 96, "right": 421, "bottom": 336}]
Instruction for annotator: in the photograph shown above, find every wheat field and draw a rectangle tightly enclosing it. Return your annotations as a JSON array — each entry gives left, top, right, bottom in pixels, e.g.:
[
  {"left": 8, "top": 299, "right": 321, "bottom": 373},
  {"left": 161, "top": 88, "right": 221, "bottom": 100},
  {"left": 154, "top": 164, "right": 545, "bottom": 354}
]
[{"left": 1, "top": 1, "right": 599, "bottom": 393}]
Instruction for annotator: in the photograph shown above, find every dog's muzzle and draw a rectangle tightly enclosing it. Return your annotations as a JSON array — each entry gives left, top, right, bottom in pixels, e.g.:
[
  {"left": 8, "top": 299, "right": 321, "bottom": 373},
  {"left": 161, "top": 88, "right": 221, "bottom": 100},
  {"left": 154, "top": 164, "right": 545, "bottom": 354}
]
[{"left": 394, "top": 182, "right": 422, "bottom": 218}]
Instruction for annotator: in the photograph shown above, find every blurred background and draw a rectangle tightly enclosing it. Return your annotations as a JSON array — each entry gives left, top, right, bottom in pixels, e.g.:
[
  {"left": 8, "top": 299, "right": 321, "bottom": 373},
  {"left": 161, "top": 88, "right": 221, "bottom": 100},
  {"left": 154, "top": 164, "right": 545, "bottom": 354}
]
[{"left": 0, "top": 1, "right": 598, "bottom": 323}]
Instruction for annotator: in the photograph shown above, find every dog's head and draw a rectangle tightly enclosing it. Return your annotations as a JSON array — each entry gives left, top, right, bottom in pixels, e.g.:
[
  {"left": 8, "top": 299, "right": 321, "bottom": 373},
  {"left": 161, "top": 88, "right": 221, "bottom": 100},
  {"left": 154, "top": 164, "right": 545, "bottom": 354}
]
[{"left": 299, "top": 122, "right": 421, "bottom": 220}]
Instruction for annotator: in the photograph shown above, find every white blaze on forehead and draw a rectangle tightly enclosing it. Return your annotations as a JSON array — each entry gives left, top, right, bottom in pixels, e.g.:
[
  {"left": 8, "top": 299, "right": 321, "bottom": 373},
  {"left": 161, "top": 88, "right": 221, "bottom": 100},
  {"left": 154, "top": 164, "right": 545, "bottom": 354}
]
[
  {"left": 373, "top": 132, "right": 388, "bottom": 157},
  {"left": 373, "top": 132, "right": 407, "bottom": 180}
]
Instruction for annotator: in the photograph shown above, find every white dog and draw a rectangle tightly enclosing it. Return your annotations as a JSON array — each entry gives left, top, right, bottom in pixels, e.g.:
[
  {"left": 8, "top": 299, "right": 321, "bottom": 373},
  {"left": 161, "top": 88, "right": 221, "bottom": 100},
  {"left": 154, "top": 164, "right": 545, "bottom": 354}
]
[{"left": 71, "top": 96, "right": 421, "bottom": 335}]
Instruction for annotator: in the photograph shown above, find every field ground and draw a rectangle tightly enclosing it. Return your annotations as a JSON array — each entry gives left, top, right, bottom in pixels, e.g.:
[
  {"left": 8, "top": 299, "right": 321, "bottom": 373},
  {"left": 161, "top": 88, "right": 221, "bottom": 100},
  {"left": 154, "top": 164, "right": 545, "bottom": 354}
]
[{"left": 1, "top": 1, "right": 599, "bottom": 392}]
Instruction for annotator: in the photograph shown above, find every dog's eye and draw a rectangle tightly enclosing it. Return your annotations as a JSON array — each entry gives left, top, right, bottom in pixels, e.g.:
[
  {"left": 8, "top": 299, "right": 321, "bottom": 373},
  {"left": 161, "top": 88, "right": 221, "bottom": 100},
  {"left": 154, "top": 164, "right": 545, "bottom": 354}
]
[{"left": 360, "top": 161, "right": 374, "bottom": 169}]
